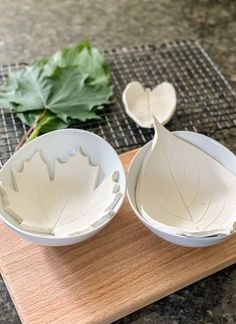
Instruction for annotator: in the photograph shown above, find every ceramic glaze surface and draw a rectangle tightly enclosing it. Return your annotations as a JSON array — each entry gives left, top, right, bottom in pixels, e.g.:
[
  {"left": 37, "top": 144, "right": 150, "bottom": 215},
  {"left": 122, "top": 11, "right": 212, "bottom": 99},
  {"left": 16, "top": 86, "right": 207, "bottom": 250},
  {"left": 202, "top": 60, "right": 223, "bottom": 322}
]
[
  {"left": 122, "top": 81, "right": 176, "bottom": 128},
  {"left": 127, "top": 131, "right": 236, "bottom": 247},
  {"left": 0, "top": 129, "right": 126, "bottom": 246}
]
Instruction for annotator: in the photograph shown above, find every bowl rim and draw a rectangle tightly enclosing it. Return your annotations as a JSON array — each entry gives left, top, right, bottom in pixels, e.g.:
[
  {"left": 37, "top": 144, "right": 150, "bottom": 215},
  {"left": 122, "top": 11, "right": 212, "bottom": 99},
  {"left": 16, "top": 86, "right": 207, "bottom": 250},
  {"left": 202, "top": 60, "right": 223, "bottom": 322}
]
[
  {"left": 127, "top": 130, "right": 236, "bottom": 240},
  {"left": 0, "top": 128, "right": 126, "bottom": 240}
]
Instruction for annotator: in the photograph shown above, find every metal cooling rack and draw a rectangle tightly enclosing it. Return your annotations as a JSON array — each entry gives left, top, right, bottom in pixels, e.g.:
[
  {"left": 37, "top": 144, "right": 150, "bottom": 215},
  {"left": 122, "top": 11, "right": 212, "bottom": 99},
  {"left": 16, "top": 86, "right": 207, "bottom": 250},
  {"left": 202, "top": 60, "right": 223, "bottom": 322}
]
[{"left": 0, "top": 40, "right": 236, "bottom": 165}]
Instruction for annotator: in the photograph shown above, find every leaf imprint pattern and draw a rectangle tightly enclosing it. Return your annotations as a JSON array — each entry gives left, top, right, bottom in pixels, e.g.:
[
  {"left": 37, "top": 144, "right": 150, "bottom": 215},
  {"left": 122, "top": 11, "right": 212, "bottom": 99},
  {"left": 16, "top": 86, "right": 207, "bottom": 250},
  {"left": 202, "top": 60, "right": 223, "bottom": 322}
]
[
  {"left": 136, "top": 118, "right": 236, "bottom": 237},
  {"left": 0, "top": 150, "right": 122, "bottom": 236},
  {"left": 122, "top": 81, "right": 176, "bottom": 128}
]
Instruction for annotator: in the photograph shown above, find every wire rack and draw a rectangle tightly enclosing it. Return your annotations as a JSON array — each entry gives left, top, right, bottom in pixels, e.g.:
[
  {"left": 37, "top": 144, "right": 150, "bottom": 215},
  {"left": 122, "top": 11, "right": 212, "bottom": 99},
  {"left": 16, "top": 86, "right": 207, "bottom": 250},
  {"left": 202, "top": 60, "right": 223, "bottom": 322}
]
[{"left": 0, "top": 40, "right": 236, "bottom": 165}]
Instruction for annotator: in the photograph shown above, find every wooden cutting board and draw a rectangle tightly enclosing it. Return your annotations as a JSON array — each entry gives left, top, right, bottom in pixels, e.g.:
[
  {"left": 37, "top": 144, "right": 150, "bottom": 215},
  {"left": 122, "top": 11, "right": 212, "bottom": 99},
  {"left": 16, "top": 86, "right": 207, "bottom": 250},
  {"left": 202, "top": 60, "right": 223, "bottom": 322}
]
[{"left": 0, "top": 149, "right": 236, "bottom": 324}]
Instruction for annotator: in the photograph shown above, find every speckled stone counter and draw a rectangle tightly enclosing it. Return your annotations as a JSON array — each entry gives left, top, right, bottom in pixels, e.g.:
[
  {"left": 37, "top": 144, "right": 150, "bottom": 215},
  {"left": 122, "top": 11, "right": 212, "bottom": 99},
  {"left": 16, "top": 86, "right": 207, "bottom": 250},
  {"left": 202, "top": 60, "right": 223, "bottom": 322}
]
[{"left": 0, "top": 0, "right": 236, "bottom": 323}]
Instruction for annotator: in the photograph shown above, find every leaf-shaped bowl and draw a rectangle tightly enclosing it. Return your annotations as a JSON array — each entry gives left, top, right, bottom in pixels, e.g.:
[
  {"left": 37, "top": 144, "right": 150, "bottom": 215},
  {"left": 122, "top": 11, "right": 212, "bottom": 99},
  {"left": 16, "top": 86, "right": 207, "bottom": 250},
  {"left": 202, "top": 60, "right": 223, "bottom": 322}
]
[
  {"left": 127, "top": 131, "right": 236, "bottom": 247},
  {"left": 122, "top": 81, "right": 176, "bottom": 128},
  {"left": 0, "top": 129, "right": 126, "bottom": 246}
]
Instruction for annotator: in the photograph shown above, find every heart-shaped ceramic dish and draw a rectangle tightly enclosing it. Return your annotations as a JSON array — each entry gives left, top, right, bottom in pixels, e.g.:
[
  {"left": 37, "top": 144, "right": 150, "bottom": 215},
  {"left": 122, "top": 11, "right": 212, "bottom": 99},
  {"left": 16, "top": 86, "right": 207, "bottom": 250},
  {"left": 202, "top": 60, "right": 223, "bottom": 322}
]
[
  {"left": 122, "top": 81, "right": 176, "bottom": 128},
  {"left": 127, "top": 131, "right": 236, "bottom": 247},
  {"left": 0, "top": 129, "right": 126, "bottom": 246}
]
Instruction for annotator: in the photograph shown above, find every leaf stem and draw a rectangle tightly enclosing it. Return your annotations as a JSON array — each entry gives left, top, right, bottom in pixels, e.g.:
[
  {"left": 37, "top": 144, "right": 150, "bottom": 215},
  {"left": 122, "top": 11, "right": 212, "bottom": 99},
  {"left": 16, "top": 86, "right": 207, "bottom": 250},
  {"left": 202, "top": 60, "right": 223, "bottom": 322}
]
[
  {"left": 15, "top": 126, "right": 34, "bottom": 151},
  {"left": 15, "top": 109, "right": 47, "bottom": 151}
]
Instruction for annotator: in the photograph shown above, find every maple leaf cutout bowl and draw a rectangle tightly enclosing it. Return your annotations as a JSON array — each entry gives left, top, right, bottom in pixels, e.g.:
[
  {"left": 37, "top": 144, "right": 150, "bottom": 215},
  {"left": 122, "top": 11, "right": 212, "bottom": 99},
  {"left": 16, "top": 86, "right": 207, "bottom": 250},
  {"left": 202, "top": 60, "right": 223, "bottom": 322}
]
[
  {"left": 127, "top": 130, "right": 236, "bottom": 248},
  {"left": 0, "top": 129, "right": 126, "bottom": 246}
]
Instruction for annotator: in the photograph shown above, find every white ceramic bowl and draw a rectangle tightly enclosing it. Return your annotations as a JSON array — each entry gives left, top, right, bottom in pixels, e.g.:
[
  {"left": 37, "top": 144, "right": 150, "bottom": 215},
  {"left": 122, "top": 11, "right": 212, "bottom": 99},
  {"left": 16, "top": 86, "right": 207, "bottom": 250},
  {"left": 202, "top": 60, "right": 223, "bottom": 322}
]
[
  {"left": 127, "top": 131, "right": 236, "bottom": 248},
  {"left": 0, "top": 129, "right": 126, "bottom": 246}
]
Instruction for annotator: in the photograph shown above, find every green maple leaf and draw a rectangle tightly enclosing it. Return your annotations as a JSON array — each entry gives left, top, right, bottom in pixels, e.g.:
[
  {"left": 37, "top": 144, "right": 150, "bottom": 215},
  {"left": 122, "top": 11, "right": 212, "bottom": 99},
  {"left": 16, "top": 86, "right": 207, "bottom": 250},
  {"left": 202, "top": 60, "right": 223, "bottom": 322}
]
[
  {"left": 47, "top": 41, "right": 110, "bottom": 86},
  {"left": 0, "top": 41, "right": 113, "bottom": 142}
]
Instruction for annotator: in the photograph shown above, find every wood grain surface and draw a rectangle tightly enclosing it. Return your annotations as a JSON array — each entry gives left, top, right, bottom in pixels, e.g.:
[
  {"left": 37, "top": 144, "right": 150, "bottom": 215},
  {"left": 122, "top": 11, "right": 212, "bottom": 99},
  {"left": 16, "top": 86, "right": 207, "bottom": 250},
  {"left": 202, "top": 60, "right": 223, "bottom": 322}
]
[{"left": 0, "top": 149, "right": 236, "bottom": 324}]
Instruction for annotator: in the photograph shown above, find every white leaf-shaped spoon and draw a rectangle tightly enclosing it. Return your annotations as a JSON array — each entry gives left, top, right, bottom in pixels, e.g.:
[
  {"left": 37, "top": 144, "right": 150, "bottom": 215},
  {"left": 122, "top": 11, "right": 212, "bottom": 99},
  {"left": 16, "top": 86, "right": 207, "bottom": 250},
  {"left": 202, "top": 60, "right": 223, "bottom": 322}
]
[
  {"left": 122, "top": 81, "right": 176, "bottom": 128},
  {"left": 136, "top": 118, "right": 236, "bottom": 237}
]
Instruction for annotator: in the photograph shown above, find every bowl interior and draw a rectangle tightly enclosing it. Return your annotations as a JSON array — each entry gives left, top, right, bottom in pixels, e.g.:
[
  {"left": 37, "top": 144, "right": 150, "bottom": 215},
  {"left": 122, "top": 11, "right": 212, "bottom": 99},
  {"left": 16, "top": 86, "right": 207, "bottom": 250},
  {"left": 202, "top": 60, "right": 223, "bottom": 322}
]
[
  {"left": 0, "top": 129, "right": 126, "bottom": 239},
  {"left": 127, "top": 131, "right": 236, "bottom": 239}
]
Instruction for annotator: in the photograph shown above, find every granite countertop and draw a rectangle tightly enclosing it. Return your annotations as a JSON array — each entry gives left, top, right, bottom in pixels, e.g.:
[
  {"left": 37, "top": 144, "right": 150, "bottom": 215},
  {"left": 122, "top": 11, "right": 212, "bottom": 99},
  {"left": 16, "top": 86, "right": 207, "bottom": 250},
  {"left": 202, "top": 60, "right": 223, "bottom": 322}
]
[{"left": 0, "top": 0, "right": 236, "bottom": 323}]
